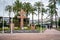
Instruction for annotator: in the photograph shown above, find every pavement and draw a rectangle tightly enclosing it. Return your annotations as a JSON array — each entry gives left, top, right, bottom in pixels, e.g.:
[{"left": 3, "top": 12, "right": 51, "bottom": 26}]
[
  {"left": 43, "top": 29, "right": 60, "bottom": 34},
  {"left": 0, "top": 29, "right": 60, "bottom": 40}
]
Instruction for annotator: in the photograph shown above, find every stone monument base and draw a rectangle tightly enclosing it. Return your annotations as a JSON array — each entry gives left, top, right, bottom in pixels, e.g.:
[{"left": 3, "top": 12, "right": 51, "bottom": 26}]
[{"left": 31, "top": 24, "right": 35, "bottom": 30}]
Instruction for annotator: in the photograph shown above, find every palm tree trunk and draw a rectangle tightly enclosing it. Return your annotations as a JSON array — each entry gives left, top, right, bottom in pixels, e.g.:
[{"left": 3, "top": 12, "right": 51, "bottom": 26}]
[
  {"left": 55, "top": 14, "right": 57, "bottom": 28},
  {"left": 38, "top": 9, "right": 40, "bottom": 26},
  {"left": 54, "top": 0, "right": 57, "bottom": 28},
  {"left": 26, "top": 11, "right": 28, "bottom": 26},
  {"left": 32, "top": 13, "right": 34, "bottom": 24},
  {"left": 41, "top": 14, "right": 43, "bottom": 30},
  {"left": 50, "top": 15, "right": 53, "bottom": 29}
]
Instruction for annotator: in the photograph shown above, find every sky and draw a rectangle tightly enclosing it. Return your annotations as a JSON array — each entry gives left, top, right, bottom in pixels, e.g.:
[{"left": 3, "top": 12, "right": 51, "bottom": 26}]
[{"left": 0, "top": 0, "right": 60, "bottom": 20}]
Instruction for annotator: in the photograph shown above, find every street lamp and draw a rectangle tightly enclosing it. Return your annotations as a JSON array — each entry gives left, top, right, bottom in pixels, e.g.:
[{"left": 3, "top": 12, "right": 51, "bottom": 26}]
[{"left": 2, "top": 0, "right": 5, "bottom": 33}]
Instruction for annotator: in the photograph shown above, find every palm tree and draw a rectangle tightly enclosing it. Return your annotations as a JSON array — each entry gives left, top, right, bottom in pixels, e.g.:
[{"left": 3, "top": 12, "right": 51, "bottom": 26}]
[
  {"left": 34, "top": 1, "right": 42, "bottom": 26},
  {"left": 41, "top": 6, "right": 47, "bottom": 30},
  {"left": 49, "top": 0, "right": 60, "bottom": 4},
  {"left": 13, "top": 0, "right": 32, "bottom": 28},
  {"left": 30, "top": 6, "right": 37, "bottom": 24},
  {"left": 23, "top": 2, "right": 32, "bottom": 26},
  {"left": 47, "top": 3, "right": 54, "bottom": 28},
  {"left": 58, "top": 0, "right": 60, "bottom": 4},
  {"left": 49, "top": 0, "right": 58, "bottom": 28},
  {"left": 23, "top": 2, "right": 32, "bottom": 17},
  {"left": 5, "top": 5, "right": 12, "bottom": 27},
  {"left": 13, "top": 0, "right": 23, "bottom": 14},
  {"left": 12, "top": 0, "right": 24, "bottom": 29},
  {"left": 53, "top": 0, "right": 58, "bottom": 28}
]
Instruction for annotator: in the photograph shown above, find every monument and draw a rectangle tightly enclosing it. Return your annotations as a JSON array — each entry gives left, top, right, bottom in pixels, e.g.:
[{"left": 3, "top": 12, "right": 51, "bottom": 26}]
[
  {"left": 17, "top": 9, "right": 26, "bottom": 30},
  {"left": 31, "top": 24, "right": 35, "bottom": 30}
]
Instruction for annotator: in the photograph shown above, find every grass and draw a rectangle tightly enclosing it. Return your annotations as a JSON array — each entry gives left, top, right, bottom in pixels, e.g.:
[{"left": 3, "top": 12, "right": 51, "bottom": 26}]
[
  {"left": 0, "top": 27, "right": 10, "bottom": 31},
  {"left": 14, "top": 27, "right": 30, "bottom": 30},
  {"left": 14, "top": 27, "right": 20, "bottom": 30},
  {"left": 0, "top": 28, "right": 2, "bottom": 31},
  {"left": 36, "top": 26, "right": 46, "bottom": 32},
  {"left": 4, "top": 27, "right": 10, "bottom": 30}
]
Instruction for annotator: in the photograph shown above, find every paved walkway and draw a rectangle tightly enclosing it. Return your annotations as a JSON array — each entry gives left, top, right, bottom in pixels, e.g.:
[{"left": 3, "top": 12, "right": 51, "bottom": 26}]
[
  {"left": 43, "top": 29, "right": 60, "bottom": 34},
  {"left": 0, "top": 29, "right": 60, "bottom": 40}
]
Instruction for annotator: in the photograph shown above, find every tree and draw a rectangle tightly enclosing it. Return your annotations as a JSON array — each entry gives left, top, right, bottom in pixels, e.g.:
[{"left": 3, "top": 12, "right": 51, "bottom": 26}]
[
  {"left": 47, "top": 2, "right": 55, "bottom": 28},
  {"left": 34, "top": 2, "right": 42, "bottom": 26},
  {"left": 13, "top": 0, "right": 23, "bottom": 14},
  {"left": 23, "top": 2, "right": 32, "bottom": 26},
  {"left": 0, "top": 17, "right": 2, "bottom": 28},
  {"left": 49, "top": 0, "right": 58, "bottom": 28},
  {"left": 30, "top": 6, "right": 37, "bottom": 24},
  {"left": 58, "top": 18, "right": 60, "bottom": 28},
  {"left": 5, "top": 5, "right": 12, "bottom": 27},
  {"left": 41, "top": 5, "right": 47, "bottom": 29},
  {"left": 58, "top": 0, "right": 60, "bottom": 4},
  {"left": 53, "top": 0, "right": 58, "bottom": 28},
  {"left": 49, "top": 0, "right": 60, "bottom": 5},
  {"left": 23, "top": 2, "right": 32, "bottom": 17}
]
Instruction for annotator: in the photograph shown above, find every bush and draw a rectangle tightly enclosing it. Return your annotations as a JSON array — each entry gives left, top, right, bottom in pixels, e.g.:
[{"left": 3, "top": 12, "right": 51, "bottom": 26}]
[
  {"left": 36, "top": 24, "right": 41, "bottom": 27},
  {"left": 0, "top": 23, "right": 2, "bottom": 28},
  {"left": 58, "top": 18, "right": 60, "bottom": 28}
]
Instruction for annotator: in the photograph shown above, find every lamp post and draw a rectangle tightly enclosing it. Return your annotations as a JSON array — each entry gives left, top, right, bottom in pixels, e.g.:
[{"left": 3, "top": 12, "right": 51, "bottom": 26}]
[
  {"left": 2, "top": 0, "right": 5, "bottom": 33},
  {"left": 2, "top": 9, "right": 4, "bottom": 33}
]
